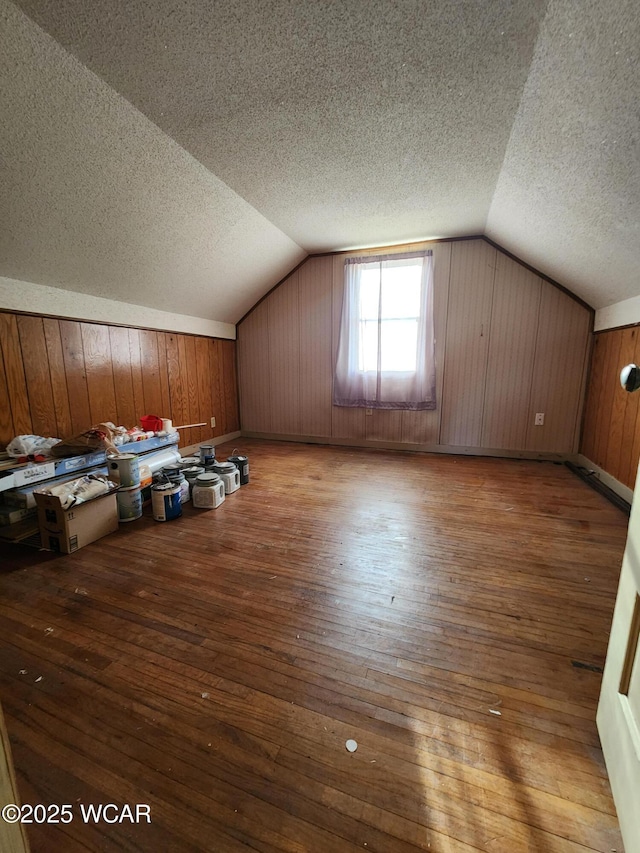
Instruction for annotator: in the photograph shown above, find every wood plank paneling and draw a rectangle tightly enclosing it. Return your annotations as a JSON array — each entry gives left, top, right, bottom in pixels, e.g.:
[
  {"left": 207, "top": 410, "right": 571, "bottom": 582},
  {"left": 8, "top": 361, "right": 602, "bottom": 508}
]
[
  {"left": 42, "top": 319, "right": 72, "bottom": 441},
  {"left": 581, "top": 326, "right": 640, "bottom": 490},
  {"left": 481, "top": 255, "right": 541, "bottom": 450},
  {"left": 238, "top": 302, "right": 272, "bottom": 433},
  {"left": 0, "top": 313, "right": 32, "bottom": 435},
  {"left": 81, "top": 323, "right": 117, "bottom": 426},
  {"left": 221, "top": 340, "right": 239, "bottom": 435},
  {"left": 366, "top": 409, "right": 403, "bottom": 441},
  {"left": 604, "top": 327, "right": 636, "bottom": 479},
  {"left": 268, "top": 273, "right": 300, "bottom": 435},
  {"left": 108, "top": 326, "right": 136, "bottom": 428},
  {"left": 128, "top": 329, "right": 145, "bottom": 426},
  {"left": 59, "top": 320, "right": 92, "bottom": 435},
  {"left": 526, "top": 285, "right": 591, "bottom": 454},
  {"left": 440, "top": 240, "right": 496, "bottom": 447},
  {"left": 166, "top": 334, "right": 187, "bottom": 442},
  {"left": 139, "top": 330, "right": 163, "bottom": 416},
  {"left": 209, "top": 339, "right": 224, "bottom": 438},
  {"left": 0, "top": 311, "right": 238, "bottom": 451},
  {"left": 299, "top": 257, "right": 333, "bottom": 437},
  {"left": 16, "top": 315, "right": 57, "bottom": 438},
  {"left": 156, "top": 332, "right": 171, "bottom": 420},
  {"left": 401, "top": 242, "right": 451, "bottom": 445},
  {"left": 0, "top": 340, "right": 14, "bottom": 448},
  {"left": 195, "top": 337, "right": 212, "bottom": 446},
  {"left": 239, "top": 240, "right": 590, "bottom": 458}
]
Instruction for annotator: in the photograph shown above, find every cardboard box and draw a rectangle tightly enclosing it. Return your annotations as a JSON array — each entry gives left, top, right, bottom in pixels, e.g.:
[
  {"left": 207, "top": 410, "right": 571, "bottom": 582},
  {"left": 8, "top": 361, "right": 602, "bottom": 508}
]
[{"left": 35, "top": 489, "right": 118, "bottom": 554}]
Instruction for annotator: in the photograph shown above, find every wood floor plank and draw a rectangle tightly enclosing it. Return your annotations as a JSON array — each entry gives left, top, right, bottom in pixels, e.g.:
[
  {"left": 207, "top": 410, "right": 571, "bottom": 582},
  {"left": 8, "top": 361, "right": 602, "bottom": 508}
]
[{"left": 0, "top": 440, "right": 627, "bottom": 852}]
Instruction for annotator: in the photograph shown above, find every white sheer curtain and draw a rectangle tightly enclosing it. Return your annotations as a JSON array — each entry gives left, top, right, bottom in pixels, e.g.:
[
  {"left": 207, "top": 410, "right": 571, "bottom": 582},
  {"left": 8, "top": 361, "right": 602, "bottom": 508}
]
[{"left": 333, "top": 251, "right": 436, "bottom": 410}]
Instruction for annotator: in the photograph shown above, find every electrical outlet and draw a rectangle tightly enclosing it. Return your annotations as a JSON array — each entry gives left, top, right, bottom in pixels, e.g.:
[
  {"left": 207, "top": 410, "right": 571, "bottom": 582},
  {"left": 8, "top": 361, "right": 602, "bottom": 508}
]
[
  {"left": 210, "top": 417, "right": 216, "bottom": 428},
  {"left": 365, "top": 408, "right": 373, "bottom": 416},
  {"left": 534, "top": 412, "right": 545, "bottom": 426}
]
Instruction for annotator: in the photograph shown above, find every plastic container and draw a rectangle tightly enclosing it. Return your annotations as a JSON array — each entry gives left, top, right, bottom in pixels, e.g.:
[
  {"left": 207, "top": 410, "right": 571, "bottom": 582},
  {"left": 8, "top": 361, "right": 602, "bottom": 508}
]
[
  {"left": 212, "top": 461, "right": 241, "bottom": 495},
  {"left": 183, "top": 465, "right": 205, "bottom": 495},
  {"left": 192, "top": 473, "right": 225, "bottom": 509}
]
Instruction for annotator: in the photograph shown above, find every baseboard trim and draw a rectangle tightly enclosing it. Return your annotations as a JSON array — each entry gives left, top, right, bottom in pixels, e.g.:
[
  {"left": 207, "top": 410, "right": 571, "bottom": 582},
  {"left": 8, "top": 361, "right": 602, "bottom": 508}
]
[
  {"left": 572, "top": 454, "right": 633, "bottom": 507},
  {"left": 180, "top": 431, "right": 242, "bottom": 456},
  {"left": 241, "top": 431, "right": 569, "bottom": 462}
]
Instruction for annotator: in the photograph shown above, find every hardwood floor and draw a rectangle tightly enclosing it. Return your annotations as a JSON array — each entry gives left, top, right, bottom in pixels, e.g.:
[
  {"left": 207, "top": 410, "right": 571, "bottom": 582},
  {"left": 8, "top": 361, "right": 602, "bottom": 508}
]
[{"left": 0, "top": 440, "right": 629, "bottom": 852}]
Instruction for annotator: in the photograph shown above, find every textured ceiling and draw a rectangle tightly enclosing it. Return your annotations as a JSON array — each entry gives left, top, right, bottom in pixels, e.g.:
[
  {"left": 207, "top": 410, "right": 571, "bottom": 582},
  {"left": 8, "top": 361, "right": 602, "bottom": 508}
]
[{"left": 2, "top": 0, "right": 639, "bottom": 321}]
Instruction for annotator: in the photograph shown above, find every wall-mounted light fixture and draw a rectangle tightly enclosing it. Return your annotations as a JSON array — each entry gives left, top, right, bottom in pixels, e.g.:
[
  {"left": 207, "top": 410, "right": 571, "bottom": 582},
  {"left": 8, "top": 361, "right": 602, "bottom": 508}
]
[{"left": 620, "top": 364, "right": 640, "bottom": 393}]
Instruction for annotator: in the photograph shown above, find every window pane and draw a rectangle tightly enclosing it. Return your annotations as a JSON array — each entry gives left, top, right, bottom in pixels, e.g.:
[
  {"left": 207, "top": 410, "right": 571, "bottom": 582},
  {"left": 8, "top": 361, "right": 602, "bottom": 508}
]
[
  {"left": 380, "top": 320, "right": 418, "bottom": 371},
  {"left": 380, "top": 262, "right": 422, "bottom": 319},
  {"left": 359, "top": 267, "right": 381, "bottom": 320},
  {"left": 359, "top": 320, "right": 379, "bottom": 372}
]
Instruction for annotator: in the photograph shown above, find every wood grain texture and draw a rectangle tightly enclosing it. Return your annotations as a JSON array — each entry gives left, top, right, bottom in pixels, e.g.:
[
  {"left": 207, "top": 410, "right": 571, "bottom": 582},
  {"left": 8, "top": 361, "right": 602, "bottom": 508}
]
[
  {"left": 139, "top": 330, "right": 163, "bottom": 416},
  {"left": 481, "top": 255, "right": 541, "bottom": 450},
  {"left": 440, "top": 240, "right": 496, "bottom": 447},
  {"left": 0, "top": 339, "right": 14, "bottom": 448},
  {"left": 581, "top": 326, "right": 640, "bottom": 489},
  {"left": 526, "top": 285, "right": 591, "bottom": 454},
  {"left": 268, "top": 273, "right": 300, "bottom": 435},
  {"left": 238, "top": 240, "right": 591, "bottom": 457},
  {"left": 299, "top": 256, "right": 333, "bottom": 437},
  {"left": 195, "top": 337, "right": 212, "bottom": 446},
  {"left": 401, "top": 242, "right": 451, "bottom": 445},
  {"left": 237, "top": 303, "right": 272, "bottom": 433},
  {"left": 16, "top": 316, "right": 56, "bottom": 439},
  {"left": 42, "top": 320, "right": 72, "bottom": 441},
  {"left": 80, "top": 324, "right": 117, "bottom": 426},
  {"left": 0, "top": 313, "right": 32, "bottom": 436},
  {"left": 221, "top": 340, "right": 239, "bottom": 435},
  {"left": 59, "top": 320, "right": 92, "bottom": 436},
  {"left": 0, "top": 701, "right": 29, "bottom": 853},
  {"left": 208, "top": 339, "right": 224, "bottom": 438},
  {"left": 0, "top": 440, "right": 627, "bottom": 852},
  {"left": 107, "top": 326, "right": 136, "bottom": 428},
  {"left": 128, "top": 329, "right": 145, "bottom": 427},
  {"left": 0, "top": 312, "right": 238, "bottom": 452}
]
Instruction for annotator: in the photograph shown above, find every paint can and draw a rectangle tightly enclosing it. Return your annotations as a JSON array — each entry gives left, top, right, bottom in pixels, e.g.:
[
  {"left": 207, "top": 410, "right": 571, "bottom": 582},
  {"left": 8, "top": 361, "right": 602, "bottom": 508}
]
[
  {"left": 199, "top": 444, "right": 216, "bottom": 467},
  {"left": 161, "top": 466, "right": 190, "bottom": 503},
  {"left": 227, "top": 453, "right": 249, "bottom": 485},
  {"left": 179, "top": 456, "right": 200, "bottom": 469},
  {"left": 107, "top": 453, "right": 140, "bottom": 488},
  {"left": 151, "top": 482, "right": 182, "bottom": 521},
  {"left": 192, "top": 473, "right": 226, "bottom": 509},
  {"left": 116, "top": 485, "right": 143, "bottom": 522},
  {"left": 212, "top": 461, "right": 241, "bottom": 494},
  {"left": 183, "top": 465, "right": 205, "bottom": 496}
]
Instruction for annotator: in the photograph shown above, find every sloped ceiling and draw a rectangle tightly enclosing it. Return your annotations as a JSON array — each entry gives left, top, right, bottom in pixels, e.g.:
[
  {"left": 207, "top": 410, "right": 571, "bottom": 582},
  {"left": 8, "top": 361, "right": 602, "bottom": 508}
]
[{"left": 2, "top": 0, "right": 639, "bottom": 324}]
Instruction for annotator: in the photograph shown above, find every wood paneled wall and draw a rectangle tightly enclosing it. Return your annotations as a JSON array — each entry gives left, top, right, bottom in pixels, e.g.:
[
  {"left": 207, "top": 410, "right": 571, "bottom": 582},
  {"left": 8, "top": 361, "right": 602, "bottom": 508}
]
[
  {"left": 581, "top": 326, "right": 640, "bottom": 489},
  {"left": 0, "top": 312, "right": 239, "bottom": 451},
  {"left": 238, "top": 239, "right": 592, "bottom": 456}
]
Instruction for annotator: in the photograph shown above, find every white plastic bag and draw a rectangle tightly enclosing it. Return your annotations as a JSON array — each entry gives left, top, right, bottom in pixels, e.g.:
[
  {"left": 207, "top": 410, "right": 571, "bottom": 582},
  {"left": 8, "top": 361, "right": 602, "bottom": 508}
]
[{"left": 6, "top": 434, "right": 61, "bottom": 458}]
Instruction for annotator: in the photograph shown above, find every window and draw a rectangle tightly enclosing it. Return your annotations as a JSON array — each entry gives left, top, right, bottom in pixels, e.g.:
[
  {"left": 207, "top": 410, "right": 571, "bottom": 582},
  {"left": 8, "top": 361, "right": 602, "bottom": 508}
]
[{"left": 333, "top": 250, "right": 436, "bottom": 411}]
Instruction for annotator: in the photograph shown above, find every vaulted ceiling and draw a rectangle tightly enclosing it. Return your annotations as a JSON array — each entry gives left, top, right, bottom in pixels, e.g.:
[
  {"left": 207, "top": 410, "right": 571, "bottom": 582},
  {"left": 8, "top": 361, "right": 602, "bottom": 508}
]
[{"left": 1, "top": 0, "right": 638, "bottom": 324}]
